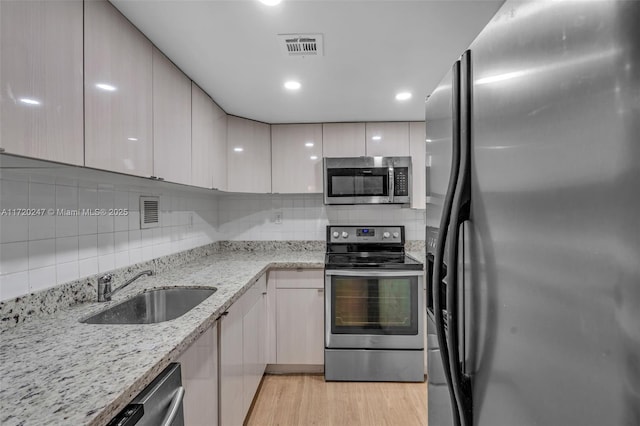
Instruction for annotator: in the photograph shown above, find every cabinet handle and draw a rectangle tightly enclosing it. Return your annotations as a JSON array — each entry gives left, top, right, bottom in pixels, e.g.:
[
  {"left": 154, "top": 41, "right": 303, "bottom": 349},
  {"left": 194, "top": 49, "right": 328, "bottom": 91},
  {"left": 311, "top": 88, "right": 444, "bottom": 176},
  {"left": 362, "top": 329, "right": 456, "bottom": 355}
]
[
  {"left": 317, "top": 288, "right": 324, "bottom": 293},
  {"left": 262, "top": 292, "right": 267, "bottom": 295},
  {"left": 221, "top": 311, "right": 229, "bottom": 317}
]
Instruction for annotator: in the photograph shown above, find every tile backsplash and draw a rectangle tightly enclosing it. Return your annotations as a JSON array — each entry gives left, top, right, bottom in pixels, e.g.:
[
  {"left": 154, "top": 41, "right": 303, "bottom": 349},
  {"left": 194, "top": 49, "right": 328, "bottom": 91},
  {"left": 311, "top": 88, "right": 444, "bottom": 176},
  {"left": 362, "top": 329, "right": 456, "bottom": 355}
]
[
  {"left": 0, "top": 168, "right": 219, "bottom": 301},
  {"left": 0, "top": 166, "right": 425, "bottom": 302},
  {"left": 218, "top": 193, "right": 424, "bottom": 242}
]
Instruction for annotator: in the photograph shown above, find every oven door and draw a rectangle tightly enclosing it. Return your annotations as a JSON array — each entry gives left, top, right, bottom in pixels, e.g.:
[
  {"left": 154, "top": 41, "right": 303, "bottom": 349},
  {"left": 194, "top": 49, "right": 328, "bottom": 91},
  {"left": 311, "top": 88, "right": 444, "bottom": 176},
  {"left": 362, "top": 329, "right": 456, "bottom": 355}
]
[{"left": 325, "top": 269, "right": 424, "bottom": 349}]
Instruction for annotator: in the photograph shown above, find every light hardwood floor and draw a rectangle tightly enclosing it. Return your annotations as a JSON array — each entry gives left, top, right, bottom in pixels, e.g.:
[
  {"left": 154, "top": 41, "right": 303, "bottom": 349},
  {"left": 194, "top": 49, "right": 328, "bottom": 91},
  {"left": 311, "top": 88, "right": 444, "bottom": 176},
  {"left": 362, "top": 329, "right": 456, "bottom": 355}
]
[{"left": 245, "top": 374, "right": 428, "bottom": 426}]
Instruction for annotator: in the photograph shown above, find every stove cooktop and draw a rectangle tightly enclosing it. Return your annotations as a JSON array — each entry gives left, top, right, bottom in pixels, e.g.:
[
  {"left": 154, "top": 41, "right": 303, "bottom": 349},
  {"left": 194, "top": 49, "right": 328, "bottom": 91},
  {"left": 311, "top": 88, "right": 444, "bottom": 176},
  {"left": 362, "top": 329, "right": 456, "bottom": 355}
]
[{"left": 324, "top": 252, "right": 423, "bottom": 270}]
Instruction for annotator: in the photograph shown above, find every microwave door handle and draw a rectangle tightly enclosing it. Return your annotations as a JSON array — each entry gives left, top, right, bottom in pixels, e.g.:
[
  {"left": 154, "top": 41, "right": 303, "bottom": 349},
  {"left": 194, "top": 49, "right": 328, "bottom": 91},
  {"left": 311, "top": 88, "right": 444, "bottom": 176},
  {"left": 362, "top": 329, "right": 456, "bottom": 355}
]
[{"left": 388, "top": 165, "right": 395, "bottom": 202}]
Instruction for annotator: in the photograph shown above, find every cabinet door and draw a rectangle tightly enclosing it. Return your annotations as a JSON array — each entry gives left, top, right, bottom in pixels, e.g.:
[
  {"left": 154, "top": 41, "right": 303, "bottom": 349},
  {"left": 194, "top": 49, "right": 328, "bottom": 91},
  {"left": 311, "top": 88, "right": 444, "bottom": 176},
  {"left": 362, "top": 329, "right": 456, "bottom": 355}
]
[
  {"left": 365, "top": 122, "right": 410, "bottom": 156},
  {"left": 242, "top": 276, "right": 266, "bottom": 416},
  {"left": 84, "top": 0, "right": 153, "bottom": 177},
  {"left": 153, "top": 48, "right": 192, "bottom": 185},
  {"left": 276, "top": 287, "right": 325, "bottom": 364},
  {"left": 227, "top": 116, "right": 271, "bottom": 193},
  {"left": 192, "top": 83, "right": 228, "bottom": 190},
  {"left": 410, "top": 121, "right": 427, "bottom": 209},
  {"left": 176, "top": 323, "right": 218, "bottom": 426},
  {"left": 271, "top": 124, "right": 323, "bottom": 193},
  {"left": 220, "top": 302, "right": 244, "bottom": 426},
  {"left": 322, "top": 123, "right": 366, "bottom": 157},
  {"left": 0, "top": 0, "right": 83, "bottom": 165}
]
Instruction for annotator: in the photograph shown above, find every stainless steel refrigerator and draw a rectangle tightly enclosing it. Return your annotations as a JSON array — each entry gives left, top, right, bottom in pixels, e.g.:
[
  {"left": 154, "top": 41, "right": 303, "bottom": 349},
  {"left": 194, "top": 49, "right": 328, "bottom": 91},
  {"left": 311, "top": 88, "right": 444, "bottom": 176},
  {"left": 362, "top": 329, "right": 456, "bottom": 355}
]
[{"left": 425, "top": 1, "right": 640, "bottom": 426}]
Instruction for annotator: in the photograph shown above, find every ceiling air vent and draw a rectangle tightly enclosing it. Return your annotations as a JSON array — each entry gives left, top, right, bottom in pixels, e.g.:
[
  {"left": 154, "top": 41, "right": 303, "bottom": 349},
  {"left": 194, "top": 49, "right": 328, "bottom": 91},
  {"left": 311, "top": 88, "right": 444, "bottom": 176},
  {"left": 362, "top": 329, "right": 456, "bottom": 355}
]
[
  {"left": 278, "top": 33, "right": 324, "bottom": 57},
  {"left": 139, "top": 196, "right": 160, "bottom": 229}
]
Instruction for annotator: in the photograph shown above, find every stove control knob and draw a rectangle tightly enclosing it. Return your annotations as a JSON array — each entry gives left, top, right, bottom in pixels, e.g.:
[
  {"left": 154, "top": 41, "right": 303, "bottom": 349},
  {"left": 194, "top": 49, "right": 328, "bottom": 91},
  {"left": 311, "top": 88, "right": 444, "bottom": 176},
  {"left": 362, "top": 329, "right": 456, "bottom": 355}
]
[
  {"left": 393, "top": 232, "right": 399, "bottom": 238},
  {"left": 383, "top": 232, "right": 391, "bottom": 239},
  {"left": 341, "top": 231, "right": 349, "bottom": 238},
  {"left": 332, "top": 232, "right": 340, "bottom": 238}
]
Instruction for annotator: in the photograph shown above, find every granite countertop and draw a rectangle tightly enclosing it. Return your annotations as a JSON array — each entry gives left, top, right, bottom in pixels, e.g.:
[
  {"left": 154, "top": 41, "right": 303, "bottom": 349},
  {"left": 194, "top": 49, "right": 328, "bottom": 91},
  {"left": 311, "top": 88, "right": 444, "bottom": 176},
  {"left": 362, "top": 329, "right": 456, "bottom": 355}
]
[{"left": 0, "top": 250, "right": 325, "bottom": 426}]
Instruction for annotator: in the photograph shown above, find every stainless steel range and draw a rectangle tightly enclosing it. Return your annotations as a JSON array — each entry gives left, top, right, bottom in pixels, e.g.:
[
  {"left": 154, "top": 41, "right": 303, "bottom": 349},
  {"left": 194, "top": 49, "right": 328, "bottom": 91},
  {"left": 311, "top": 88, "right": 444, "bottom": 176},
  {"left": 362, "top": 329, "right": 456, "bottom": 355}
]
[{"left": 324, "top": 225, "right": 424, "bottom": 382}]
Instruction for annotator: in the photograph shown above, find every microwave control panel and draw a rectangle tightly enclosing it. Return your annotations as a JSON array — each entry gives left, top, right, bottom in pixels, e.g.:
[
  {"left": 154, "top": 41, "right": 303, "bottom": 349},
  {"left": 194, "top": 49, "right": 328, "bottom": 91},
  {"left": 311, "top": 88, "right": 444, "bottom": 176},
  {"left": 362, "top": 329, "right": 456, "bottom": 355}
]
[{"left": 394, "top": 167, "right": 409, "bottom": 196}]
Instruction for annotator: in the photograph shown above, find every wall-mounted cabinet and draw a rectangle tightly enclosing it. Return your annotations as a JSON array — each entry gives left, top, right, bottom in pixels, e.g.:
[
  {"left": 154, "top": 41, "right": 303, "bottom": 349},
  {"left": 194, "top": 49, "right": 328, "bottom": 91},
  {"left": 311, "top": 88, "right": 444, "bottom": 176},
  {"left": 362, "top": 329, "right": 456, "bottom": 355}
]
[
  {"left": 0, "top": 0, "right": 84, "bottom": 165},
  {"left": 192, "top": 83, "right": 227, "bottom": 190},
  {"left": 365, "top": 122, "right": 410, "bottom": 156},
  {"left": 84, "top": 0, "right": 153, "bottom": 177},
  {"left": 152, "top": 48, "right": 192, "bottom": 185},
  {"left": 227, "top": 116, "right": 271, "bottom": 193},
  {"left": 322, "top": 123, "right": 366, "bottom": 157},
  {"left": 271, "top": 124, "right": 323, "bottom": 194},
  {"left": 410, "top": 121, "right": 427, "bottom": 209}
]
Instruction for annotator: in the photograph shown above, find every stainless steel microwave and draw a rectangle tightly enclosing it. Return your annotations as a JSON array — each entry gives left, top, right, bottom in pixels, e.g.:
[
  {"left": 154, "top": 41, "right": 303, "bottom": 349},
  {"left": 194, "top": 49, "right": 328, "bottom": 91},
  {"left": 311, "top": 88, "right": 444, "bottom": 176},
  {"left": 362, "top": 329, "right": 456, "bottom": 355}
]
[{"left": 323, "top": 156, "right": 412, "bottom": 205}]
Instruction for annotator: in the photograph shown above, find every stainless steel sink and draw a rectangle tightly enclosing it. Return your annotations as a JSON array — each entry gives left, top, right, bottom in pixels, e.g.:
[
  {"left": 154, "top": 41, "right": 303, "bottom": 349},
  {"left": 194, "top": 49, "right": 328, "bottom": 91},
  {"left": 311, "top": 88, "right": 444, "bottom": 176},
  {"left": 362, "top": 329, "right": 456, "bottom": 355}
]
[{"left": 81, "top": 287, "right": 217, "bottom": 324}]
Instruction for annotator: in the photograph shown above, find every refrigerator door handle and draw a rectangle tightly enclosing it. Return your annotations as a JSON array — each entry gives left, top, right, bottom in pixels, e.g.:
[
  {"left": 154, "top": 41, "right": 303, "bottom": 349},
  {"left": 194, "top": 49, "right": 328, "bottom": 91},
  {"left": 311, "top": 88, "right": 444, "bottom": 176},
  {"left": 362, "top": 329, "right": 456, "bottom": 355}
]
[
  {"left": 446, "top": 49, "right": 473, "bottom": 426},
  {"left": 432, "top": 59, "right": 463, "bottom": 426}
]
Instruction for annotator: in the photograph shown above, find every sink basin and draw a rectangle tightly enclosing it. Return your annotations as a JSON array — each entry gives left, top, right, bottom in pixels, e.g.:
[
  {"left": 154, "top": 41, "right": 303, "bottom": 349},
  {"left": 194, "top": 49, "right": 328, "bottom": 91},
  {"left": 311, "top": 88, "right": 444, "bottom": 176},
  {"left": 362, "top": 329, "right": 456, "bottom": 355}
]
[{"left": 81, "top": 287, "right": 217, "bottom": 324}]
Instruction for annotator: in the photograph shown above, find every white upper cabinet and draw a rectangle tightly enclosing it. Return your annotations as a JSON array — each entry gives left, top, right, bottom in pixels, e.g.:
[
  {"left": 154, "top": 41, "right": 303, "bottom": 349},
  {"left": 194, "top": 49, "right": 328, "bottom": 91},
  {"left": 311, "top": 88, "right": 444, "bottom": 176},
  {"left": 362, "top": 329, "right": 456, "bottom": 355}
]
[
  {"left": 322, "top": 123, "right": 366, "bottom": 157},
  {"left": 410, "top": 121, "right": 427, "bottom": 209},
  {"left": 271, "top": 124, "right": 323, "bottom": 194},
  {"left": 0, "top": 0, "right": 83, "bottom": 165},
  {"left": 153, "top": 48, "right": 192, "bottom": 185},
  {"left": 191, "top": 83, "right": 228, "bottom": 191},
  {"left": 227, "top": 116, "right": 271, "bottom": 193},
  {"left": 84, "top": 0, "right": 153, "bottom": 177},
  {"left": 365, "top": 122, "right": 410, "bottom": 156}
]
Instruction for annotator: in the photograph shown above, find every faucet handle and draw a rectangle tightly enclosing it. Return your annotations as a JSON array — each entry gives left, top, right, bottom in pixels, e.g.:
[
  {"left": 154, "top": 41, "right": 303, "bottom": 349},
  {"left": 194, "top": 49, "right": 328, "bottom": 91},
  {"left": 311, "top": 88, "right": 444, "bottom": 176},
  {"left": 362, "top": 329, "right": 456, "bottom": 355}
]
[{"left": 98, "top": 274, "right": 113, "bottom": 284}]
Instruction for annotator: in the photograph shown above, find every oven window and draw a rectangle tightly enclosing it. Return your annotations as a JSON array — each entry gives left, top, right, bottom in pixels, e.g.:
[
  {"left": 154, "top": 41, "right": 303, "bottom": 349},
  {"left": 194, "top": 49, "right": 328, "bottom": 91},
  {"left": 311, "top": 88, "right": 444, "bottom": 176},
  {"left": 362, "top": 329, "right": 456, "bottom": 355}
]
[{"left": 331, "top": 276, "right": 418, "bottom": 335}]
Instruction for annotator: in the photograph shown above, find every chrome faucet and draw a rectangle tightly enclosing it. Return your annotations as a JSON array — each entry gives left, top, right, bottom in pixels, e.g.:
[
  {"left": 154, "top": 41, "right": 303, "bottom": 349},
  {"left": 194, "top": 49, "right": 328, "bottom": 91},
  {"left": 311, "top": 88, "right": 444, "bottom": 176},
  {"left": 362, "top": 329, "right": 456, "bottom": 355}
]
[{"left": 97, "top": 270, "right": 154, "bottom": 302}]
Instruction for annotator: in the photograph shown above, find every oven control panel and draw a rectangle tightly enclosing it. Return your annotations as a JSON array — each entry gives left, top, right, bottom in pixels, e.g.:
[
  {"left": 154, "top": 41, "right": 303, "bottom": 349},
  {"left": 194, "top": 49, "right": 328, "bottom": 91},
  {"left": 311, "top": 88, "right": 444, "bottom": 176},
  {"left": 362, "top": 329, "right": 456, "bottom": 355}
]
[{"left": 328, "top": 226, "right": 403, "bottom": 243}]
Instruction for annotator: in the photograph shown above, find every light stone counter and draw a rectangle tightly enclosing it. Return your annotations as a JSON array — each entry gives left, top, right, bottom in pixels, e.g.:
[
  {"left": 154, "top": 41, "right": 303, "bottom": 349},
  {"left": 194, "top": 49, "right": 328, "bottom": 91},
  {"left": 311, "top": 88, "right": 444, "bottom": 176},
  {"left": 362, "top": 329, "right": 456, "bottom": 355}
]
[{"left": 0, "top": 249, "right": 324, "bottom": 426}]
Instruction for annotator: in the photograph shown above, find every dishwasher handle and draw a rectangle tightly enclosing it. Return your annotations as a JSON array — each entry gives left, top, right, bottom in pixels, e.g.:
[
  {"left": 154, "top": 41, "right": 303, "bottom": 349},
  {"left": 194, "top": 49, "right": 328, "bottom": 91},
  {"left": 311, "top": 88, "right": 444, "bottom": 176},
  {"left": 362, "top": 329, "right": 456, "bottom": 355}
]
[{"left": 161, "top": 386, "right": 185, "bottom": 426}]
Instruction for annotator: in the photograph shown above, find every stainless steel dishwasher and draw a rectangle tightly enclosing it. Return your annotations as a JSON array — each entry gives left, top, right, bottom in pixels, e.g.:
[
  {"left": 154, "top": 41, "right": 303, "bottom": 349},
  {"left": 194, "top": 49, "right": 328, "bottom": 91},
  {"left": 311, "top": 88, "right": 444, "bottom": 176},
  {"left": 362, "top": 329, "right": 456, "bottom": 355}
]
[{"left": 107, "top": 363, "right": 185, "bottom": 426}]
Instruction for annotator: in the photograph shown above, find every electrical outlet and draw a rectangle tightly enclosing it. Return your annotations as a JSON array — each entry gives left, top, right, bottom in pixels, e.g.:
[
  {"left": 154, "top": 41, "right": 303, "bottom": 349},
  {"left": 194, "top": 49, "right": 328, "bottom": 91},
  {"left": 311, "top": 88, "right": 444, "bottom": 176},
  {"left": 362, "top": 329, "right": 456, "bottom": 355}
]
[{"left": 274, "top": 211, "right": 283, "bottom": 224}]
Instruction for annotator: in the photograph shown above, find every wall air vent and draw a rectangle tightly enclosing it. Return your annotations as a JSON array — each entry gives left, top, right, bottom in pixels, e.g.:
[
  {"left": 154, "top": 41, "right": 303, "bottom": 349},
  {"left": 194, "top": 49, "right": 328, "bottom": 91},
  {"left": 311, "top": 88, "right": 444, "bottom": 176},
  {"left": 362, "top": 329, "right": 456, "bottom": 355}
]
[
  {"left": 139, "top": 196, "right": 160, "bottom": 229},
  {"left": 278, "top": 33, "right": 324, "bottom": 57}
]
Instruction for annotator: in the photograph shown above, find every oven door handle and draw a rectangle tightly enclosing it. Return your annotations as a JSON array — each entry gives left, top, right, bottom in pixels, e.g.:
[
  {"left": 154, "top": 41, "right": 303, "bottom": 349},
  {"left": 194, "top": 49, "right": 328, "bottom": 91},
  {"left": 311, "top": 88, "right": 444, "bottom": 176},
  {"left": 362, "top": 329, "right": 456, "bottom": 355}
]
[{"left": 324, "top": 269, "right": 424, "bottom": 278}]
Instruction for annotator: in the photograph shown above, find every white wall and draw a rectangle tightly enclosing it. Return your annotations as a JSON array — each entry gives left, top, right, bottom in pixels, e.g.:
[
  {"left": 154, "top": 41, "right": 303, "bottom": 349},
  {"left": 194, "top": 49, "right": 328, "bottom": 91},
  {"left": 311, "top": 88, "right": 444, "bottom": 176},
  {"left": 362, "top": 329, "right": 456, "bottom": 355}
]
[
  {"left": 0, "top": 168, "right": 219, "bottom": 301},
  {"left": 217, "top": 193, "right": 424, "bottom": 241}
]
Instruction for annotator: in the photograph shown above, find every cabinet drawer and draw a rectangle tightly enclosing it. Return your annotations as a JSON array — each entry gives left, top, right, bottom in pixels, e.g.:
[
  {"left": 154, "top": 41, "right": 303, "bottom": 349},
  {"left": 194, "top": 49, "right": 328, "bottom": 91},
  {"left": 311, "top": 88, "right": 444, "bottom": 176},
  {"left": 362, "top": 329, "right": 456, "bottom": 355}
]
[{"left": 274, "top": 269, "right": 324, "bottom": 289}]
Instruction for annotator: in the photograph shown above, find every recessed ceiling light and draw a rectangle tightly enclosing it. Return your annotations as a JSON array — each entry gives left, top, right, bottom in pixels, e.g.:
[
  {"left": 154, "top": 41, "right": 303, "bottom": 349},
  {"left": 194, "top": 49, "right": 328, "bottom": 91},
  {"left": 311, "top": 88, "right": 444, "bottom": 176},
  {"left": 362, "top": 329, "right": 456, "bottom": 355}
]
[
  {"left": 372, "top": 136, "right": 382, "bottom": 141},
  {"left": 259, "top": 0, "right": 281, "bottom": 5},
  {"left": 284, "top": 81, "right": 301, "bottom": 90},
  {"left": 127, "top": 137, "right": 138, "bottom": 141},
  {"left": 234, "top": 147, "right": 244, "bottom": 152},
  {"left": 96, "top": 83, "right": 117, "bottom": 92},
  {"left": 310, "top": 155, "right": 318, "bottom": 160},
  {"left": 395, "top": 92, "right": 412, "bottom": 101},
  {"left": 426, "top": 139, "right": 433, "bottom": 143},
  {"left": 19, "top": 98, "right": 41, "bottom": 105},
  {"left": 305, "top": 142, "right": 314, "bottom": 147}
]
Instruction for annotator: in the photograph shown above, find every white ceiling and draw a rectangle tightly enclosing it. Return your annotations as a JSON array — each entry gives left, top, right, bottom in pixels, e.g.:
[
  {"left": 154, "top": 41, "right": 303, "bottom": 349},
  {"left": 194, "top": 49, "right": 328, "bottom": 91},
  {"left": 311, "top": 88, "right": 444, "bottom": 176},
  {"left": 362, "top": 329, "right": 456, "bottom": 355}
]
[{"left": 110, "top": 0, "right": 503, "bottom": 124}]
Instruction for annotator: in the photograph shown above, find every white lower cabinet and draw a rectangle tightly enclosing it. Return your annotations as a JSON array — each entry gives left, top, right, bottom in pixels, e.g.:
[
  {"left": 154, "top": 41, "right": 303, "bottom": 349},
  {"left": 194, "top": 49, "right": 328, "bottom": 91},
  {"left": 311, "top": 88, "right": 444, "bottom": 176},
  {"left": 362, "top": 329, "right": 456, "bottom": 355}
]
[
  {"left": 220, "top": 297, "right": 244, "bottom": 426},
  {"left": 176, "top": 323, "right": 218, "bottom": 426},
  {"left": 242, "top": 274, "right": 267, "bottom": 416},
  {"left": 220, "top": 274, "right": 268, "bottom": 426},
  {"left": 273, "top": 270, "right": 325, "bottom": 365}
]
